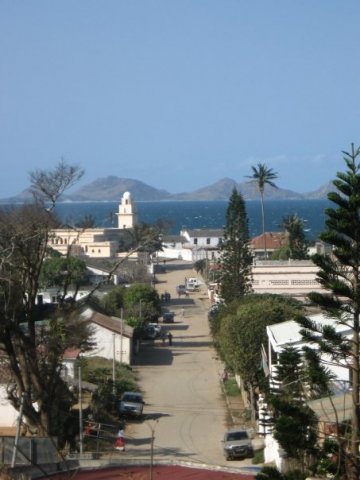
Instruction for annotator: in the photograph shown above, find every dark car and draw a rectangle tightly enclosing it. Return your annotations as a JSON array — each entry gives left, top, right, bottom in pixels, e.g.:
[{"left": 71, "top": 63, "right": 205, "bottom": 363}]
[
  {"left": 162, "top": 312, "right": 175, "bottom": 323},
  {"left": 222, "top": 428, "right": 253, "bottom": 460},
  {"left": 176, "top": 284, "right": 187, "bottom": 295}
]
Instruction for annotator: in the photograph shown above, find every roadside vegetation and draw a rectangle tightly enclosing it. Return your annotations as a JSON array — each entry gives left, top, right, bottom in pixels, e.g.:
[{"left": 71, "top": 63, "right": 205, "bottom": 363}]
[
  {"left": 0, "top": 161, "right": 161, "bottom": 451},
  {"left": 79, "top": 356, "right": 139, "bottom": 424},
  {"left": 216, "top": 144, "right": 360, "bottom": 480}
]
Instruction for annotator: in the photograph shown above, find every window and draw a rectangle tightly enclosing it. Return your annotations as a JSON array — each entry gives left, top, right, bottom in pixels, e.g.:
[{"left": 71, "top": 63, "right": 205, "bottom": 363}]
[
  {"left": 194, "top": 238, "right": 198, "bottom": 245},
  {"left": 206, "top": 238, "right": 211, "bottom": 245}
]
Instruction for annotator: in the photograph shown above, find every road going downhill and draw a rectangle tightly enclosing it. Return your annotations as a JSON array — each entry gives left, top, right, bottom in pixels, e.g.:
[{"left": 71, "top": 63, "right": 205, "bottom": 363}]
[{"left": 123, "top": 260, "right": 255, "bottom": 470}]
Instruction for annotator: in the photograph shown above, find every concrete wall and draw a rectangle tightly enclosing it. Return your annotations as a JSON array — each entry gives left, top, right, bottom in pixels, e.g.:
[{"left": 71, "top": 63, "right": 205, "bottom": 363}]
[
  {"left": 0, "top": 386, "right": 17, "bottom": 428},
  {"left": 82, "top": 324, "right": 132, "bottom": 365}
]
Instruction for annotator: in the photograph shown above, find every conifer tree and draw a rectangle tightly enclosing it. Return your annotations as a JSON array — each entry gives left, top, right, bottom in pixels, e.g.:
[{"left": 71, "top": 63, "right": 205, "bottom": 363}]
[
  {"left": 219, "top": 188, "right": 252, "bottom": 304},
  {"left": 270, "top": 346, "right": 318, "bottom": 468},
  {"left": 296, "top": 144, "right": 360, "bottom": 480},
  {"left": 282, "top": 214, "right": 309, "bottom": 260}
]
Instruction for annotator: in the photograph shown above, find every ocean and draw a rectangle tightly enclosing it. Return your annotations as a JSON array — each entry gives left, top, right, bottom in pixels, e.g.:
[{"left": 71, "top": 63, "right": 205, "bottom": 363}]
[{"left": 54, "top": 199, "right": 331, "bottom": 241}]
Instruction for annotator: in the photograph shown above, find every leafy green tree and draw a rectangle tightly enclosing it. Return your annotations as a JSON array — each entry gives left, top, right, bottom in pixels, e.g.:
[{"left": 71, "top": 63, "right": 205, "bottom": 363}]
[
  {"left": 296, "top": 144, "right": 360, "bottom": 480},
  {"left": 246, "top": 163, "right": 278, "bottom": 258},
  {"left": 193, "top": 258, "right": 208, "bottom": 278},
  {"left": 123, "top": 223, "right": 162, "bottom": 254},
  {"left": 123, "top": 283, "right": 161, "bottom": 323},
  {"left": 101, "top": 286, "right": 126, "bottom": 316},
  {"left": 282, "top": 214, "right": 308, "bottom": 260},
  {"left": 271, "top": 246, "right": 291, "bottom": 260},
  {"left": 219, "top": 188, "right": 252, "bottom": 304},
  {"left": 217, "top": 294, "right": 303, "bottom": 418},
  {"left": 40, "top": 256, "right": 89, "bottom": 302}
]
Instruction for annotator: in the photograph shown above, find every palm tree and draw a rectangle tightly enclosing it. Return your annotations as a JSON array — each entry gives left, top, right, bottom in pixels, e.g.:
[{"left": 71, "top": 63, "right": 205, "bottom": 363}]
[{"left": 246, "top": 163, "right": 278, "bottom": 258}]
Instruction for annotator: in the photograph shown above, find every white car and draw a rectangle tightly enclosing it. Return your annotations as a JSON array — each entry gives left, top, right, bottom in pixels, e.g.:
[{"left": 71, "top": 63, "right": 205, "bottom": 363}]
[
  {"left": 223, "top": 428, "right": 253, "bottom": 460},
  {"left": 119, "top": 391, "right": 144, "bottom": 418}
]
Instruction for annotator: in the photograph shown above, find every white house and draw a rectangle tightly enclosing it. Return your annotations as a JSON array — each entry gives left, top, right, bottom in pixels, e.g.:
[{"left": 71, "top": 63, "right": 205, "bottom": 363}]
[
  {"left": 61, "top": 348, "right": 81, "bottom": 381},
  {"left": 262, "top": 313, "right": 352, "bottom": 469},
  {"left": 265, "top": 313, "right": 351, "bottom": 388},
  {"left": 80, "top": 308, "right": 134, "bottom": 365},
  {"left": 159, "top": 229, "right": 224, "bottom": 262}
]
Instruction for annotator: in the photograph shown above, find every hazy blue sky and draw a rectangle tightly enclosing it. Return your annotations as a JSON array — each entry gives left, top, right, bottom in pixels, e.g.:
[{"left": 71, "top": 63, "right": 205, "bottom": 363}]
[{"left": 1, "top": 1, "right": 360, "bottom": 197}]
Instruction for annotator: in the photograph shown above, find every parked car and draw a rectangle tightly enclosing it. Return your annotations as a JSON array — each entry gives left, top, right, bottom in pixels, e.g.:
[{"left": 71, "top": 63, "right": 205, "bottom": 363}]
[
  {"left": 162, "top": 312, "right": 175, "bottom": 323},
  {"left": 144, "top": 325, "right": 158, "bottom": 340},
  {"left": 119, "top": 391, "right": 144, "bottom": 418},
  {"left": 222, "top": 428, "right": 253, "bottom": 460},
  {"left": 176, "top": 284, "right": 187, "bottom": 295},
  {"left": 186, "top": 278, "right": 201, "bottom": 290},
  {"left": 148, "top": 322, "right": 162, "bottom": 336}
]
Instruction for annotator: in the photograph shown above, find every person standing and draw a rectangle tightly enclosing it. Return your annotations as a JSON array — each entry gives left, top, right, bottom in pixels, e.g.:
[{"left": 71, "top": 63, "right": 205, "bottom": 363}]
[
  {"left": 114, "top": 427, "right": 125, "bottom": 451},
  {"left": 167, "top": 332, "right": 173, "bottom": 346}
]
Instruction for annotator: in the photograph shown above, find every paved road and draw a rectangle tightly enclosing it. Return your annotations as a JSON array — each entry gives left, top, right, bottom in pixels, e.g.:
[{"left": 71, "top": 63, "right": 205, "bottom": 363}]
[{"left": 123, "top": 261, "right": 253, "bottom": 470}]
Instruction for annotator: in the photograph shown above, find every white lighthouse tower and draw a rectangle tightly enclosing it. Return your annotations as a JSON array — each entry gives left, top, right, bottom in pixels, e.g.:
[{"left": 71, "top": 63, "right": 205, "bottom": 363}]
[{"left": 116, "top": 191, "right": 138, "bottom": 229}]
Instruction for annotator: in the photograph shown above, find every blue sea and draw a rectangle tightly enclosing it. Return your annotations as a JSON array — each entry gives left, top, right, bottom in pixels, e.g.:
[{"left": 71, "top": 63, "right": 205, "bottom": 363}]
[{"left": 53, "top": 200, "right": 331, "bottom": 241}]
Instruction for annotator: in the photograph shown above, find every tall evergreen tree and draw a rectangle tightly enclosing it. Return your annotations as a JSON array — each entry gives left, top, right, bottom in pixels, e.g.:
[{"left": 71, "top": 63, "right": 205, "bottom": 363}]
[
  {"left": 219, "top": 188, "right": 252, "bottom": 304},
  {"left": 270, "top": 346, "right": 318, "bottom": 469},
  {"left": 296, "top": 144, "right": 360, "bottom": 480},
  {"left": 282, "top": 214, "right": 309, "bottom": 260}
]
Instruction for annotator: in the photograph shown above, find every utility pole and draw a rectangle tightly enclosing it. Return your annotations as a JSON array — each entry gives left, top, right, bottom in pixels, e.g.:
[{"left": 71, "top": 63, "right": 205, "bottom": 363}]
[
  {"left": 112, "top": 332, "right": 116, "bottom": 394},
  {"left": 78, "top": 366, "right": 83, "bottom": 456},
  {"left": 120, "top": 308, "right": 124, "bottom": 364},
  {"left": 148, "top": 420, "right": 158, "bottom": 480}
]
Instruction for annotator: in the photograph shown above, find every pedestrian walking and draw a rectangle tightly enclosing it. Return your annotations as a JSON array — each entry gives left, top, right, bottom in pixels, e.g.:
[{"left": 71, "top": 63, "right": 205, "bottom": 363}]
[
  {"left": 167, "top": 332, "right": 173, "bottom": 346},
  {"left": 114, "top": 427, "right": 125, "bottom": 451}
]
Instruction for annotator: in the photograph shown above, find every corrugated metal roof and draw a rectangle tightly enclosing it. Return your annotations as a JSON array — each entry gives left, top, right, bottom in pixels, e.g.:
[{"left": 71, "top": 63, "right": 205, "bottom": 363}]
[
  {"left": 308, "top": 392, "right": 352, "bottom": 423},
  {"left": 267, "top": 314, "right": 352, "bottom": 352},
  {"left": 81, "top": 308, "right": 134, "bottom": 338}
]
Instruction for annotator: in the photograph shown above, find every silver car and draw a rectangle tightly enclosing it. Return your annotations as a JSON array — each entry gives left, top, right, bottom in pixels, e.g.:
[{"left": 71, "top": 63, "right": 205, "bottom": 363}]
[
  {"left": 223, "top": 428, "right": 253, "bottom": 460},
  {"left": 119, "top": 391, "right": 144, "bottom": 418}
]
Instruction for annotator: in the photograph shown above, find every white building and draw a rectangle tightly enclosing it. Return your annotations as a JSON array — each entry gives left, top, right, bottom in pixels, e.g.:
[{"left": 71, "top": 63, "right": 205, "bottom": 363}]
[
  {"left": 262, "top": 313, "right": 352, "bottom": 469},
  {"left": 80, "top": 308, "right": 134, "bottom": 365},
  {"left": 252, "top": 260, "right": 323, "bottom": 299},
  {"left": 50, "top": 191, "right": 139, "bottom": 259},
  {"left": 116, "top": 191, "right": 138, "bottom": 229},
  {"left": 266, "top": 313, "right": 351, "bottom": 387},
  {"left": 160, "top": 228, "right": 224, "bottom": 262}
]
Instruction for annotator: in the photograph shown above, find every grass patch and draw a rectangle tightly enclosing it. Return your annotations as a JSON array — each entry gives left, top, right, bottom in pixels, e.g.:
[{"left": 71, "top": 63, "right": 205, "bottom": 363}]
[
  {"left": 76, "top": 356, "right": 139, "bottom": 425},
  {"left": 252, "top": 448, "right": 264, "bottom": 464},
  {"left": 223, "top": 378, "right": 240, "bottom": 396}
]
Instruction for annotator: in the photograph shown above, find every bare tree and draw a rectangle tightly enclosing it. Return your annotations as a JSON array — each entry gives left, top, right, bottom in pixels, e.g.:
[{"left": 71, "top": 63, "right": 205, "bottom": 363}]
[{"left": 0, "top": 162, "right": 89, "bottom": 437}]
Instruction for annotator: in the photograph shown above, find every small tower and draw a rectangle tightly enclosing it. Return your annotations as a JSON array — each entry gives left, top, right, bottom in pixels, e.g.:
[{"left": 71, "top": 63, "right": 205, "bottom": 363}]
[{"left": 116, "top": 191, "right": 138, "bottom": 229}]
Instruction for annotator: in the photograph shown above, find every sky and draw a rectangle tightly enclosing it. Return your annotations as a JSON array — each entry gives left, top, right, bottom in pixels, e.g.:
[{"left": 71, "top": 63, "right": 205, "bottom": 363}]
[{"left": 1, "top": 1, "right": 360, "bottom": 197}]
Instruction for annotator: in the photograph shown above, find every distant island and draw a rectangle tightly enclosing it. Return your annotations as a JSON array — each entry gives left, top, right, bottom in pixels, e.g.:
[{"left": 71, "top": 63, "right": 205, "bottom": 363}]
[{"left": 0, "top": 176, "right": 334, "bottom": 203}]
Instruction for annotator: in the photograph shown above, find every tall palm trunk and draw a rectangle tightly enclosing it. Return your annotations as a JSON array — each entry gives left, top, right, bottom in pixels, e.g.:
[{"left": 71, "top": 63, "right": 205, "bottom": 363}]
[{"left": 260, "top": 191, "right": 267, "bottom": 258}]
